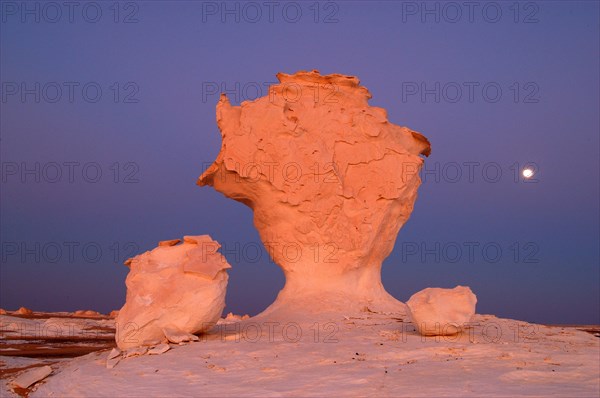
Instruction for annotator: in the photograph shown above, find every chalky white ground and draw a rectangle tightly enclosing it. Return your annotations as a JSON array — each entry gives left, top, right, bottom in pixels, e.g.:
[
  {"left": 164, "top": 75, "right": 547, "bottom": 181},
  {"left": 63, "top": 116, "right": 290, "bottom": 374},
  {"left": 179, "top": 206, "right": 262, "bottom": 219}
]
[{"left": 2, "top": 311, "right": 597, "bottom": 397}]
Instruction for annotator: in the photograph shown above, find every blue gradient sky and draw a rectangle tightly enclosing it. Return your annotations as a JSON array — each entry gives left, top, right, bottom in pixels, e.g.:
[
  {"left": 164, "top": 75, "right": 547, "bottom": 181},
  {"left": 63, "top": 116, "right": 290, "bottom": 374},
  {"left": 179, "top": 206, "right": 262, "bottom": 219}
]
[{"left": 1, "top": 1, "right": 598, "bottom": 324}]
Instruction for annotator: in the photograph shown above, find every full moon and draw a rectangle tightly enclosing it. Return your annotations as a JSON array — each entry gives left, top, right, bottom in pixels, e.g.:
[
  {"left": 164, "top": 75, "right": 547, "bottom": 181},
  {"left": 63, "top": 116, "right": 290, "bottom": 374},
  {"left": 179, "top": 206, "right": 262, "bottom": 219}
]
[{"left": 522, "top": 168, "right": 534, "bottom": 178}]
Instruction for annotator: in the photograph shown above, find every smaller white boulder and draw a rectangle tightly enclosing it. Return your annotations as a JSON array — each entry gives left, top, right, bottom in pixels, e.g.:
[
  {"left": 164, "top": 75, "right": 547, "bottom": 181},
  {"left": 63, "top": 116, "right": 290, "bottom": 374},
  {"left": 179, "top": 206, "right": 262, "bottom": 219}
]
[
  {"left": 406, "top": 286, "right": 477, "bottom": 336},
  {"left": 115, "top": 235, "right": 231, "bottom": 349}
]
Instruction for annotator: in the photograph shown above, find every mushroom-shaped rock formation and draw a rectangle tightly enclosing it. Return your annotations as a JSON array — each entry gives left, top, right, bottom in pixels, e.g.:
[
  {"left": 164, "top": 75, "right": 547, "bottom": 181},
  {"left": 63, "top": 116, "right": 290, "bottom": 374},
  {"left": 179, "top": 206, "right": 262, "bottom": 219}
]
[
  {"left": 199, "top": 70, "right": 430, "bottom": 316},
  {"left": 116, "top": 235, "right": 231, "bottom": 349},
  {"left": 406, "top": 286, "right": 477, "bottom": 336}
]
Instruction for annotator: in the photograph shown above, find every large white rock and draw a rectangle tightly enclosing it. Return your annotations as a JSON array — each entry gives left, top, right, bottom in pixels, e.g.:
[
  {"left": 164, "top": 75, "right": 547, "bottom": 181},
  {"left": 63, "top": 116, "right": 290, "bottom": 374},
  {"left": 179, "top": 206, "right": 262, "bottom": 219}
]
[
  {"left": 115, "top": 235, "right": 231, "bottom": 349},
  {"left": 198, "top": 70, "right": 430, "bottom": 315},
  {"left": 406, "top": 286, "right": 477, "bottom": 336}
]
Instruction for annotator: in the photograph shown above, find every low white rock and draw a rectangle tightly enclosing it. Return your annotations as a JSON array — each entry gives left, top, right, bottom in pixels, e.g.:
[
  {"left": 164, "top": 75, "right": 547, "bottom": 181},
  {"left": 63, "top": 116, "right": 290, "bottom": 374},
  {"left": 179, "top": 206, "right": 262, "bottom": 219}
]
[
  {"left": 123, "top": 346, "right": 147, "bottom": 358},
  {"left": 11, "top": 365, "right": 52, "bottom": 389},
  {"left": 148, "top": 343, "right": 170, "bottom": 355},
  {"left": 15, "top": 307, "right": 33, "bottom": 315},
  {"left": 163, "top": 327, "right": 199, "bottom": 344},
  {"left": 406, "top": 286, "right": 477, "bottom": 336}
]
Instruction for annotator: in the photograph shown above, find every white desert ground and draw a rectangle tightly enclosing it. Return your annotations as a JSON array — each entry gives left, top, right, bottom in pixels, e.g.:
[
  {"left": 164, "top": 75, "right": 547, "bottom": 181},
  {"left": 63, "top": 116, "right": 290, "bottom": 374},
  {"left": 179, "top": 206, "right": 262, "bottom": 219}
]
[{"left": 0, "top": 308, "right": 598, "bottom": 397}]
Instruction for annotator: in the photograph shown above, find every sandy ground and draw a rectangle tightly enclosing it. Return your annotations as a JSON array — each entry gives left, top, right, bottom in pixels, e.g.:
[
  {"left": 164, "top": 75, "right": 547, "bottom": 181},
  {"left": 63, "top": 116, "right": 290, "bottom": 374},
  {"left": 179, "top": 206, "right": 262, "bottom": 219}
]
[
  {"left": 2, "top": 310, "right": 598, "bottom": 397},
  {"left": 0, "top": 312, "right": 116, "bottom": 397}
]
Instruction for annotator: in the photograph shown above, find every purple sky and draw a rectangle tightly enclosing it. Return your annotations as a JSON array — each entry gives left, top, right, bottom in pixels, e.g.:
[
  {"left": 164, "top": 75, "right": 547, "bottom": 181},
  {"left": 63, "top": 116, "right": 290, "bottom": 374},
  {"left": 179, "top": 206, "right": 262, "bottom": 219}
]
[{"left": 1, "top": 1, "right": 598, "bottom": 324}]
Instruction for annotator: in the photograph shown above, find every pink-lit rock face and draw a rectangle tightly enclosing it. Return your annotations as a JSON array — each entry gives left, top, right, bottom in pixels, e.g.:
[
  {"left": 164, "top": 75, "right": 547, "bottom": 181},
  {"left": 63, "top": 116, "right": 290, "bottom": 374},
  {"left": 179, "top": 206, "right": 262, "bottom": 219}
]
[
  {"left": 199, "top": 70, "right": 430, "bottom": 315},
  {"left": 116, "top": 236, "right": 231, "bottom": 349}
]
